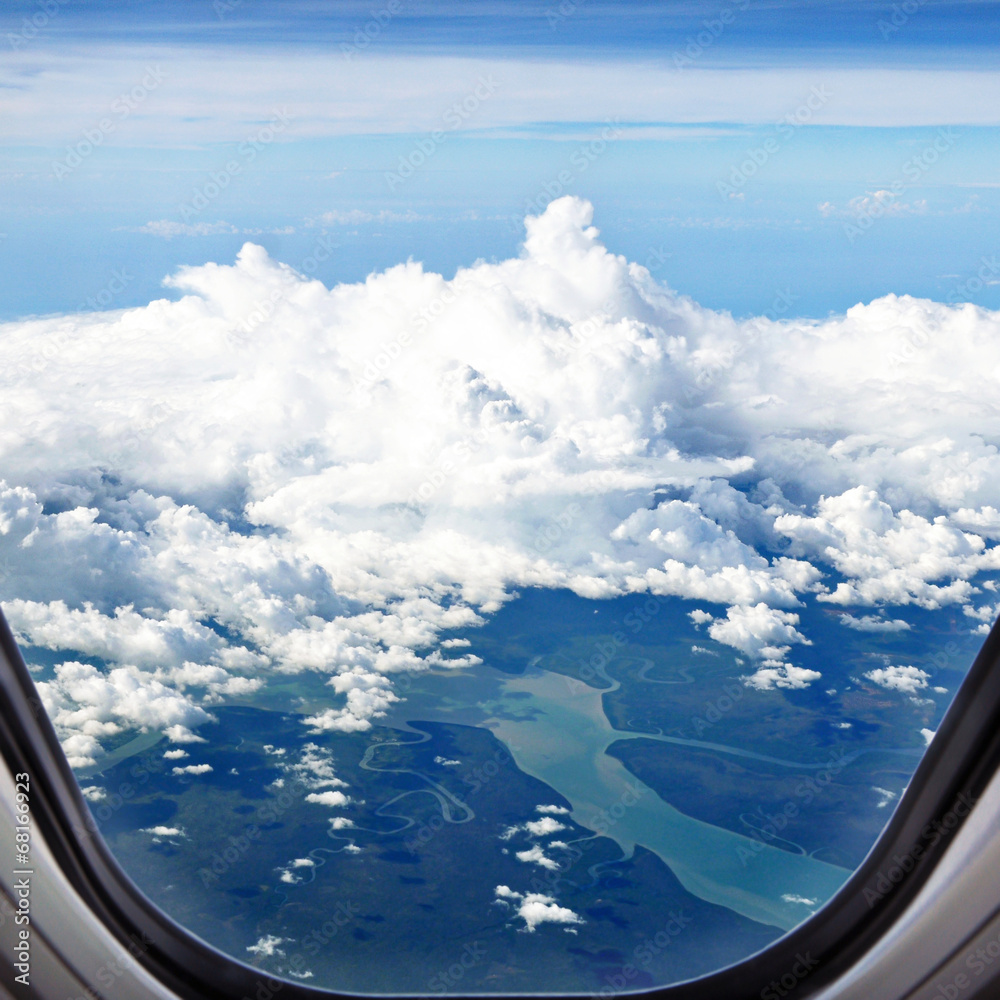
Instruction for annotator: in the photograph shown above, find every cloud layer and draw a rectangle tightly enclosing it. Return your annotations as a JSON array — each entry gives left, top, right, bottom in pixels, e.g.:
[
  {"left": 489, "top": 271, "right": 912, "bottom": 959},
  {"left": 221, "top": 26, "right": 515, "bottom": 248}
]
[{"left": 2, "top": 196, "right": 998, "bottom": 762}]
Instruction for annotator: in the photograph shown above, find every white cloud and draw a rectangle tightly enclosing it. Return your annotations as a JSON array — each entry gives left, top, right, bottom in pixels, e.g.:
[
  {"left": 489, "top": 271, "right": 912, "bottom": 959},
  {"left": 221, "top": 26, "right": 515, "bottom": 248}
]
[
  {"left": 494, "top": 885, "right": 584, "bottom": 933},
  {"left": 781, "top": 894, "right": 818, "bottom": 906},
  {"left": 525, "top": 816, "right": 567, "bottom": 838},
  {"left": 172, "top": 763, "right": 213, "bottom": 775},
  {"left": 137, "top": 220, "right": 239, "bottom": 238},
  {"left": 535, "top": 804, "right": 569, "bottom": 815},
  {"left": 305, "top": 790, "right": 350, "bottom": 807},
  {"left": 163, "top": 725, "right": 208, "bottom": 744},
  {"left": 4, "top": 196, "right": 1000, "bottom": 756},
  {"left": 872, "top": 787, "right": 898, "bottom": 809},
  {"left": 776, "top": 488, "right": 999, "bottom": 609},
  {"left": 839, "top": 614, "right": 911, "bottom": 633},
  {"left": 502, "top": 814, "right": 568, "bottom": 841},
  {"left": 7, "top": 50, "right": 1000, "bottom": 151},
  {"left": 515, "top": 845, "right": 560, "bottom": 870},
  {"left": 283, "top": 743, "right": 349, "bottom": 790},
  {"left": 141, "top": 825, "right": 186, "bottom": 838},
  {"left": 864, "top": 664, "right": 930, "bottom": 695},
  {"left": 80, "top": 785, "right": 106, "bottom": 801},
  {"left": 246, "top": 935, "right": 286, "bottom": 958},
  {"left": 163, "top": 749, "right": 189, "bottom": 759}
]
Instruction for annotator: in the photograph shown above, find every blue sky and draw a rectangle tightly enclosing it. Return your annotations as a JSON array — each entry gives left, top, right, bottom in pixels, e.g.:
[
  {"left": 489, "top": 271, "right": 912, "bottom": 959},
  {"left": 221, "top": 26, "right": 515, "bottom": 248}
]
[{"left": 2, "top": 0, "right": 999, "bottom": 319}]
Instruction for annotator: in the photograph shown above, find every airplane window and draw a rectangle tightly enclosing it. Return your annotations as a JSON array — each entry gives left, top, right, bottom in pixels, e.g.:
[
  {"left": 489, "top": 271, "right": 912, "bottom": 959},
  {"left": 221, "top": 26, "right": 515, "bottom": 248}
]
[{"left": 2, "top": 1, "right": 1000, "bottom": 996}]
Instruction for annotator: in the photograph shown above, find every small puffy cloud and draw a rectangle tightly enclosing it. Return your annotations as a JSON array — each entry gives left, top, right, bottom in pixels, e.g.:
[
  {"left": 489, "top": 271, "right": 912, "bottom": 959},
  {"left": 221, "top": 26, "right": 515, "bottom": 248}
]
[
  {"left": 434, "top": 756, "right": 460, "bottom": 765},
  {"left": 494, "top": 886, "right": 584, "bottom": 933},
  {"left": 80, "top": 785, "right": 106, "bottom": 801},
  {"left": 163, "top": 749, "right": 189, "bottom": 759},
  {"left": 744, "top": 662, "right": 822, "bottom": 691},
  {"left": 535, "top": 804, "right": 569, "bottom": 815},
  {"left": 864, "top": 664, "right": 930, "bottom": 695},
  {"left": 502, "top": 814, "right": 567, "bottom": 840},
  {"left": 164, "top": 726, "right": 208, "bottom": 744},
  {"left": 525, "top": 816, "right": 567, "bottom": 837},
  {"left": 276, "top": 857, "right": 316, "bottom": 884},
  {"left": 921, "top": 728, "right": 936, "bottom": 746},
  {"left": 172, "top": 763, "right": 213, "bottom": 775},
  {"left": 246, "top": 936, "right": 286, "bottom": 958},
  {"left": 516, "top": 845, "right": 559, "bottom": 870},
  {"left": 305, "top": 790, "right": 350, "bottom": 807},
  {"left": 141, "top": 825, "right": 186, "bottom": 838},
  {"left": 283, "top": 743, "right": 349, "bottom": 790},
  {"left": 839, "top": 614, "right": 911, "bottom": 633},
  {"left": 328, "top": 817, "right": 355, "bottom": 830}
]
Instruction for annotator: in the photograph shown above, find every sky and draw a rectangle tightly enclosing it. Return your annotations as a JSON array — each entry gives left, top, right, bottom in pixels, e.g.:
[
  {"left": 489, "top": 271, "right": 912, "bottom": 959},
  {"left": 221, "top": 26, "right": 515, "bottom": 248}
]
[
  {"left": 2, "top": 2, "right": 1000, "bottom": 767},
  {"left": 2, "top": 0, "right": 1000, "bottom": 319}
]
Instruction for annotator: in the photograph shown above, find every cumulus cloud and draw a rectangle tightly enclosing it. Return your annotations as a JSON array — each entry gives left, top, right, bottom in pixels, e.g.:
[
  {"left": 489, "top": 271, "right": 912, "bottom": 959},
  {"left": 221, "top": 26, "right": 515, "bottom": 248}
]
[
  {"left": 282, "top": 743, "right": 349, "bottom": 791},
  {"left": 304, "top": 790, "right": 350, "bottom": 807},
  {"left": 864, "top": 664, "right": 930, "bottom": 695},
  {"left": 141, "top": 825, "right": 186, "bottom": 838},
  {"left": 501, "top": 814, "right": 567, "bottom": 841},
  {"left": 515, "top": 845, "right": 560, "bottom": 870},
  {"left": 247, "top": 936, "right": 286, "bottom": 958},
  {"left": 163, "top": 749, "right": 189, "bottom": 759},
  {"left": 839, "top": 614, "right": 911, "bottom": 633},
  {"left": 3, "top": 196, "right": 1000, "bottom": 761},
  {"left": 172, "top": 763, "right": 213, "bottom": 775},
  {"left": 535, "top": 804, "right": 569, "bottom": 815},
  {"left": 494, "top": 885, "right": 584, "bottom": 933},
  {"left": 276, "top": 857, "right": 317, "bottom": 884}
]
